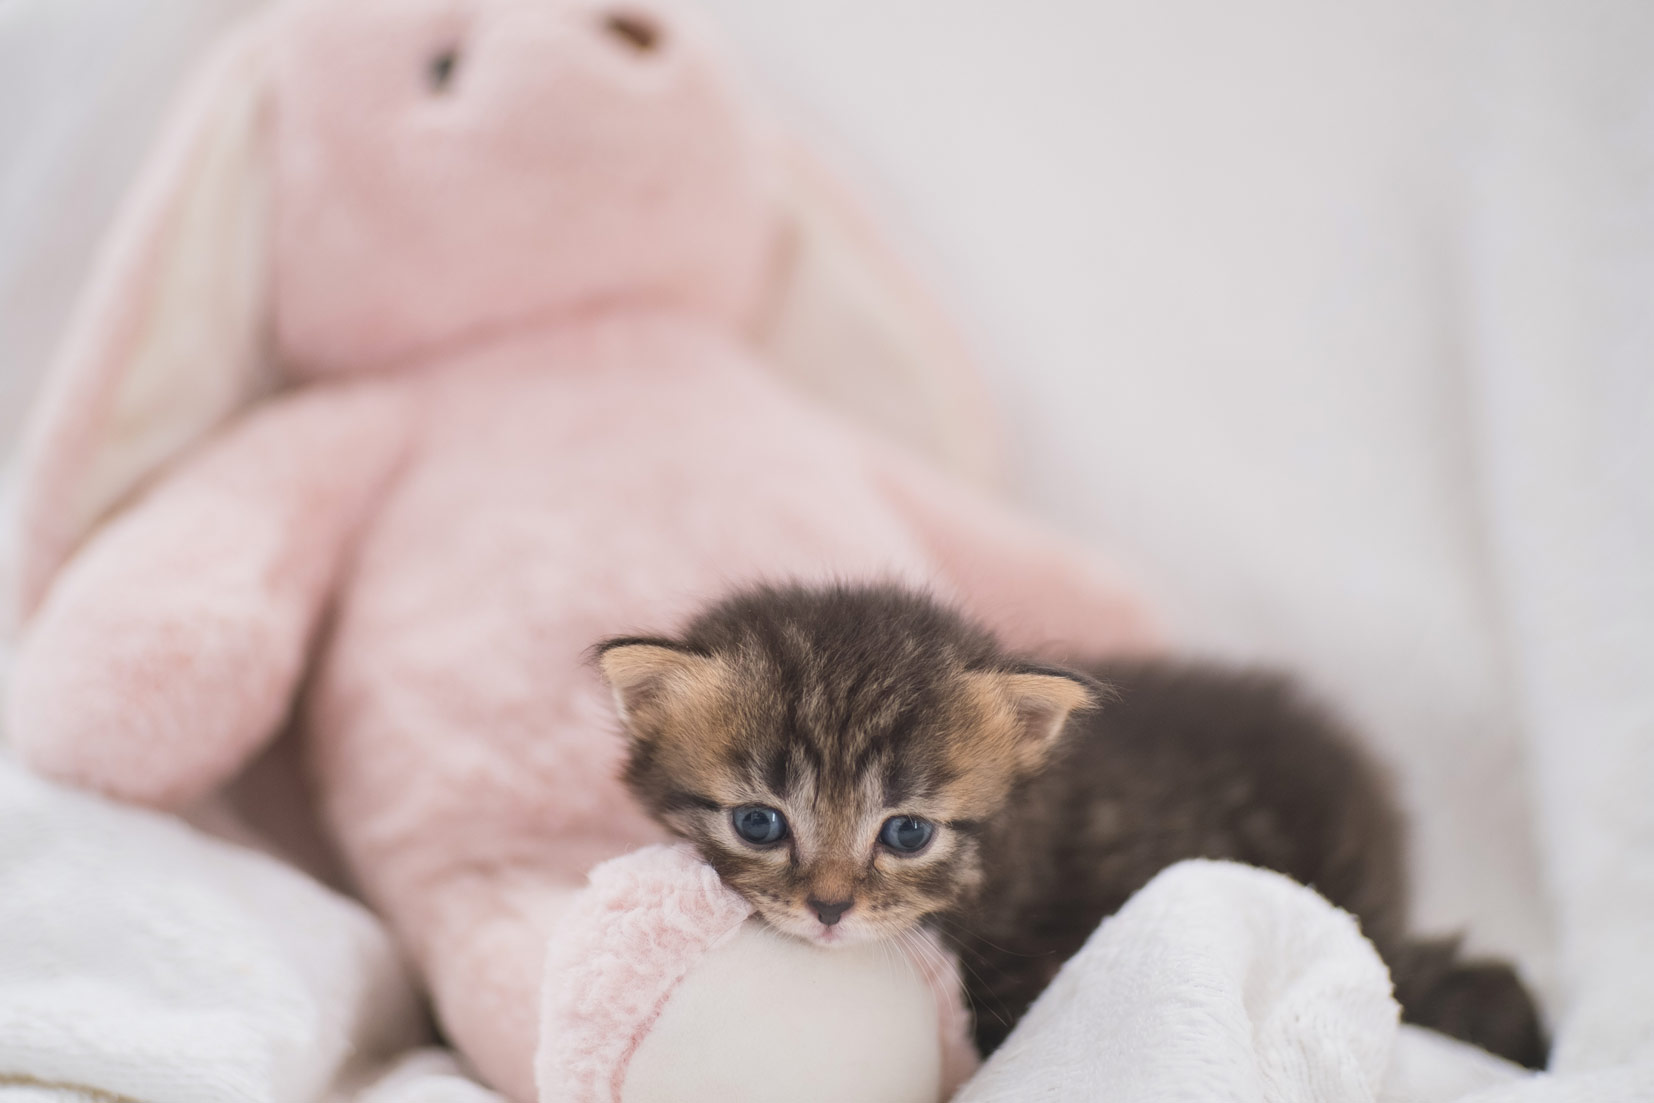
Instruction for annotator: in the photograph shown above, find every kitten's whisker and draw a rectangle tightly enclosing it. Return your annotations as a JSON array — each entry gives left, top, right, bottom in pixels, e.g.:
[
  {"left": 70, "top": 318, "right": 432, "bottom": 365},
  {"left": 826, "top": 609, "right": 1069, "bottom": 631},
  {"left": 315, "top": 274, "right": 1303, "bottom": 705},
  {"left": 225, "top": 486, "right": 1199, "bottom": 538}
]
[
  {"left": 901, "top": 928, "right": 945, "bottom": 985},
  {"left": 928, "top": 920, "right": 1025, "bottom": 990},
  {"left": 893, "top": 926, "right": 932, "bottom": 985},
  {"left": 897, "top": 929, "right": 937, "bottom": 989},
  {"left": 884, "top": 932, "right": 921, "bottom": 993},
  {"left": 913, "top": 925, "right": 1012, "bottom": 1030},
  {"left": 931, "top": 915, "right": 1049, "bottom": 962},
  {"left": 874, "top": 936, "right": 897, "bottom": 988}
]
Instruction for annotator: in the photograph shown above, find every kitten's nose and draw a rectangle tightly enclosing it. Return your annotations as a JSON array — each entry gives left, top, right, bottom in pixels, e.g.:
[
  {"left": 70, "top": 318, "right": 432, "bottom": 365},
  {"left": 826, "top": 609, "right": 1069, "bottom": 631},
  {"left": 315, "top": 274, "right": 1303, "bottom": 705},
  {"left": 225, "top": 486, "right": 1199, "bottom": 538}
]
[{"left": 808, "top": 897, "right": 853, "bottom": 926}]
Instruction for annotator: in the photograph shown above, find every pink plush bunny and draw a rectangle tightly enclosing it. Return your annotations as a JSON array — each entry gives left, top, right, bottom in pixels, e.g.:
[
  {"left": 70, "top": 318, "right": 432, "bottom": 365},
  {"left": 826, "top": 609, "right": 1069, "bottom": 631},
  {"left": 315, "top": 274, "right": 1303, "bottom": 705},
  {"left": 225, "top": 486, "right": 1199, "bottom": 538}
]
[{"left": 6, "top": 1, "right": 1156, "bottom": 1099}]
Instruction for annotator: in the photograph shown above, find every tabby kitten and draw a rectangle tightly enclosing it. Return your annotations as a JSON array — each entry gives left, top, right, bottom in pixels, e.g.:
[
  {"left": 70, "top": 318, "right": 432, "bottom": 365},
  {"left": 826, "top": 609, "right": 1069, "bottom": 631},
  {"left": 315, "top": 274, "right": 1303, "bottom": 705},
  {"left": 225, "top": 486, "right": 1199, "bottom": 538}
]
[{"left": 596, "top": 582, "right": 1545, "bottom": 1069}]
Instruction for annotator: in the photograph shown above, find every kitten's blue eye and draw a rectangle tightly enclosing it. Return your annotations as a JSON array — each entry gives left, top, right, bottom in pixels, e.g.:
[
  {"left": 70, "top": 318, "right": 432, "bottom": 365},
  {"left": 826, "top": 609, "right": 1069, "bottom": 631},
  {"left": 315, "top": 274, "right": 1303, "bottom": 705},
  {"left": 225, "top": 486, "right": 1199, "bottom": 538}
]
[
  {"left": 732, "top": 806, "right": 788, "bottom": 846},
  {"left": 880, "top": 815, "right": 935, "bottom": 854}
]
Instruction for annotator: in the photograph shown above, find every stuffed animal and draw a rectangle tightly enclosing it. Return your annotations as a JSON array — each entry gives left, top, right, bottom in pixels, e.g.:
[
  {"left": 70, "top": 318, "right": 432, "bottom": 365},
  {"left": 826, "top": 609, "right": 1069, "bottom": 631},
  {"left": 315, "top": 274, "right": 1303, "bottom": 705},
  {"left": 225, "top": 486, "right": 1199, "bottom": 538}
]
[{"left": 5, "top": 1, "right": 1157, "bottom": 1099}]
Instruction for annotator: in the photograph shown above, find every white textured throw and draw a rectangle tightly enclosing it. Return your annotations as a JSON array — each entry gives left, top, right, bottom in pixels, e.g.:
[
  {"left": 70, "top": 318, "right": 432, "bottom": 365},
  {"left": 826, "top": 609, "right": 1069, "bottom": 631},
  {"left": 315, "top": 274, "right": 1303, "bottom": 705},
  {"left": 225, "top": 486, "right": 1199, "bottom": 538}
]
[
  {"left": 0, "top": 759, "right": 450, "bottom": 1103},
  {"left": 958, "top": 861, "right": 1654, "bottom": 1103}
]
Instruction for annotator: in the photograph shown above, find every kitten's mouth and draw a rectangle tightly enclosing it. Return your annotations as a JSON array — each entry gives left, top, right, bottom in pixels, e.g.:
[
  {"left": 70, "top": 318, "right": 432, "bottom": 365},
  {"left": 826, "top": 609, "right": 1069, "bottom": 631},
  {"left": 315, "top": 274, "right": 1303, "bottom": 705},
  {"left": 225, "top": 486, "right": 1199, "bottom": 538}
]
[
  {"left": 760, "top": 908, "right": 876, "bottom": 948},
  {"left": 808, "top": 923, "right": 882, "bottom": 949}
]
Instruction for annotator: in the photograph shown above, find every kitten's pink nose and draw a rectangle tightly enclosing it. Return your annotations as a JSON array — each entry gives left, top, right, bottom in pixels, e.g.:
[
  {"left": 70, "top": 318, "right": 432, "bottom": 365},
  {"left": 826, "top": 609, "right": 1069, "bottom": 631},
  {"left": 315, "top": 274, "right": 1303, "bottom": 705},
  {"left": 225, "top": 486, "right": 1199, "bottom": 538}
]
[{"left": 808, "top": 897, "right": 853, "bottom": 926}]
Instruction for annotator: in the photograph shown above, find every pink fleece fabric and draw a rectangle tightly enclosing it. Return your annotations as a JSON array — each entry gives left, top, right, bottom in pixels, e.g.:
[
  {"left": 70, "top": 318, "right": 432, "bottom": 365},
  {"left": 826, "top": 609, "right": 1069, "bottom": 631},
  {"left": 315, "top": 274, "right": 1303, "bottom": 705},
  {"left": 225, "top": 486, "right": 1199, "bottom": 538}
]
[
  {"left": 537, "top": 846, "right": 755, "bottom": 1103},
  {"left": 540, "top": 845, "right": 980, "bottom": 1103},
  {"left": 7, "top": 1, "right": 1159, "bottom": 1098}
]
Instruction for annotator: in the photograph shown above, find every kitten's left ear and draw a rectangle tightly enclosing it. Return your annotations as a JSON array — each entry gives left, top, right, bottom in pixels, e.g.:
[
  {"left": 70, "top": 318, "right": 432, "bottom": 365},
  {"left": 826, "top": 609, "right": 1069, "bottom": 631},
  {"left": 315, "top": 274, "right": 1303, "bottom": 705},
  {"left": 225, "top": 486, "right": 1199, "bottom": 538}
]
[
  {"left": 966, "top": 665, "right": 1105, "bottom": 770},
  {"left": 595, "top": 638, "right": 726, "bottom": 732}
]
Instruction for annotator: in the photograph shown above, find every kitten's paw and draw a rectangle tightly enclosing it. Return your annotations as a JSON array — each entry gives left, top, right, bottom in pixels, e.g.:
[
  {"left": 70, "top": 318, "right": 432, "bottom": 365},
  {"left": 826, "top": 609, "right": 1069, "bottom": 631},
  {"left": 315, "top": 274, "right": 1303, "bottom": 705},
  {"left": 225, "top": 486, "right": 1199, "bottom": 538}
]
[
  {"left": 1390, "top": 938, "right": 1548, "bottom": 1069},
  {"left": 1424, "top": 961, "right": 1548, "bottom": 1070}
]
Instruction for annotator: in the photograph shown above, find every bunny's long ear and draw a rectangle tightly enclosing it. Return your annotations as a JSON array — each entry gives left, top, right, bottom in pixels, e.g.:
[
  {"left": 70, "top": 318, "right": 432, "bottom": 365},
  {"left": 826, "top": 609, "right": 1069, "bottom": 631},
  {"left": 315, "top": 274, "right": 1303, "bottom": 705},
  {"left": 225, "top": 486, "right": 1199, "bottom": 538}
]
[
  {"left": 753, "top": 140, "right": 1006, "bottom": 491},
  {"left": 9, "top": 22, "right": 276, "bottom": 625}
]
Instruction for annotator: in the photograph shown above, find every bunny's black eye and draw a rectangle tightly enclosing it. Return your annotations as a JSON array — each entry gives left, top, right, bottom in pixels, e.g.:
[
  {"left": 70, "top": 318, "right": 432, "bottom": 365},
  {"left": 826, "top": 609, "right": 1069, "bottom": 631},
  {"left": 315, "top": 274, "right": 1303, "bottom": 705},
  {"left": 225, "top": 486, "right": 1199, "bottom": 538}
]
[
  {"left": 879, "top": 816, "right": 935, "bottom": 854},
  {"left": 732, "top": 806, "right": 788, "bottom": 847},
  {"left": 427, "top": 48, "right": 461, "bottom": 92},
  {"left": 602, "top": 10, "right": 662, "bottom": 54}
]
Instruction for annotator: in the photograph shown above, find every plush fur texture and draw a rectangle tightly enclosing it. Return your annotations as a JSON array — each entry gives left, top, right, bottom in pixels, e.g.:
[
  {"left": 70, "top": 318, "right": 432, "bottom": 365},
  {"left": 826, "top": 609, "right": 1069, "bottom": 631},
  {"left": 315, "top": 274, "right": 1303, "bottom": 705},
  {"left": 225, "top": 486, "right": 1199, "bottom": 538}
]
[
  {"left": 4, "top": 1, "right": 1156, "bottom": 1098},
  {"left": 536, "top": 845, "right": 756, "bottom": 1103},
  {"left": 607, "top": 582, "right": 1545, "bottom": 1069},
  {"left": 536, "top": 844, "right": 978, "bottom": 1103}
]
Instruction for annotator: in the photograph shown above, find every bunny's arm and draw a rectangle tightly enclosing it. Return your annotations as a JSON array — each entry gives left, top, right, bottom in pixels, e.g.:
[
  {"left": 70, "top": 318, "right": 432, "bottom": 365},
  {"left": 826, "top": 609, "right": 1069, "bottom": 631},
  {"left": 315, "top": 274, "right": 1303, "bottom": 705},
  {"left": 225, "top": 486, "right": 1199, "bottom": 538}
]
[
  {"left": 876, "top": 444, "right": 1163, "bottom": 661},
  {"left": 7, "top": 384, "right": 413, "bottom": 810}
]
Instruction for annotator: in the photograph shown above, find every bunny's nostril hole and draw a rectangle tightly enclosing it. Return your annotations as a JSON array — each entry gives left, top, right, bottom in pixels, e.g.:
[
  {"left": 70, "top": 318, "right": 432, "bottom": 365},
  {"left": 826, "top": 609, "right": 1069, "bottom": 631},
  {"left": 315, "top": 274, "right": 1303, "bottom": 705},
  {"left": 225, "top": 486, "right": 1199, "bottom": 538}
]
[
  {"left": 602, "top": 10, "right": 662, "bottom": 53},
  {"left": 427, "top": 47, "right": 461, "bottom": 92}
]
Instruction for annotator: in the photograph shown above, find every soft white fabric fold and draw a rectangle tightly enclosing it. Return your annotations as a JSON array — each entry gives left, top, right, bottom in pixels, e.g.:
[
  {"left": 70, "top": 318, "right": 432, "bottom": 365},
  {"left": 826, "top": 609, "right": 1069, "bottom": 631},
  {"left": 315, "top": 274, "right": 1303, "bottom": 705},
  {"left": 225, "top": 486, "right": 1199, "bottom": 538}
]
[
  {"left": 956, "top": 861, "right": 1653, "bottom": 1103},
  {"left": 0, "top": 759, "right": 425, "bottom": 1103},
  {"left": 956, "top": 860, "right": 1401, "bottom": 1103}
]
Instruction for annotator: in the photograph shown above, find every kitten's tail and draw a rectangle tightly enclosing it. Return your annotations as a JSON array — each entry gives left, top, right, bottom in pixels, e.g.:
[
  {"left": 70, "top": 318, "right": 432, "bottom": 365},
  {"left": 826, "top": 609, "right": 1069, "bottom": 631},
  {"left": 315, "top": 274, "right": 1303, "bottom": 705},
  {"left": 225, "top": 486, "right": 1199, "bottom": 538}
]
[{"left": 1383, "top": 936, "right": 1548, "bottom": 1070}]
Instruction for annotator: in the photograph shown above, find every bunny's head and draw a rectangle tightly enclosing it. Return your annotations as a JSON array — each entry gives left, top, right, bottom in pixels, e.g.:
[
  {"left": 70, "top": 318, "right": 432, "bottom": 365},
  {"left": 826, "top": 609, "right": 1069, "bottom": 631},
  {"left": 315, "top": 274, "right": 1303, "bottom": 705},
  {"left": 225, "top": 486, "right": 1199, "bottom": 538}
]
[
  {"left": 271, "top": 0, "right": 773, "bottom": 374},
  {"left": 9, "top": 0, "right": 1002, "bottom": 623}
]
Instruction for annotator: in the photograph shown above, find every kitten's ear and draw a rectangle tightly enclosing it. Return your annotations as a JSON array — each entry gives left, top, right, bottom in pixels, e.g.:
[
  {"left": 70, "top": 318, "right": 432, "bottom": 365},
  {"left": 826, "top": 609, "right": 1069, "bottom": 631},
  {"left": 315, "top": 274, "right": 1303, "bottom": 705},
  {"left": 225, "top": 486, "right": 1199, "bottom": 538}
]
[
  {"left": 595, "top": 638, "right": 726, "bottom": 732},
  {"left": 966, "top": 665, "right": 1104, "bottom": 770}
]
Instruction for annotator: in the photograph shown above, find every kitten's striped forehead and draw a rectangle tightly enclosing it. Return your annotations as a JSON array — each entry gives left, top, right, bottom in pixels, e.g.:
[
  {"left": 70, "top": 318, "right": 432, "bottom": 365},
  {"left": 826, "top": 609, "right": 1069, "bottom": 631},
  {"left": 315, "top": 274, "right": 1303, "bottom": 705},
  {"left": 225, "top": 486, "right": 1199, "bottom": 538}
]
[{"left": 729, "top": 642, "right": 959, "bottom": 812}]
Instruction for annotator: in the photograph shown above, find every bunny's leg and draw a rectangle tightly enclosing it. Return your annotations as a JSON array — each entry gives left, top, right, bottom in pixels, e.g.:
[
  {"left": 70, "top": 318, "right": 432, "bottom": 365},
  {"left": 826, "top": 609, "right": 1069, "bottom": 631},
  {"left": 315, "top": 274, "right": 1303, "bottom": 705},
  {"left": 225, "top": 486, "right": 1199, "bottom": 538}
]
[
  {"left": 8, "top": 384, "right": 412, "bottom": 810},
  {"left": 409, "top": 869, "right": 581, "bottom": 1103}
]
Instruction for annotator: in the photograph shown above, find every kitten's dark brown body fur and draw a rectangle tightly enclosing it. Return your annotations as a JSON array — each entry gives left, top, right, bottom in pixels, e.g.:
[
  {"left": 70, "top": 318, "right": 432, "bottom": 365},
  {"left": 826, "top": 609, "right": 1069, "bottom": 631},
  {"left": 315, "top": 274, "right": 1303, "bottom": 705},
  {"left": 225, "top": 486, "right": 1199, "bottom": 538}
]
[
  {"left": 600, "top": 583, "right": 1546, "bottom": 1069},
  {"left": 962, "top": 660, "right": 1544, "bottom": 1065}
]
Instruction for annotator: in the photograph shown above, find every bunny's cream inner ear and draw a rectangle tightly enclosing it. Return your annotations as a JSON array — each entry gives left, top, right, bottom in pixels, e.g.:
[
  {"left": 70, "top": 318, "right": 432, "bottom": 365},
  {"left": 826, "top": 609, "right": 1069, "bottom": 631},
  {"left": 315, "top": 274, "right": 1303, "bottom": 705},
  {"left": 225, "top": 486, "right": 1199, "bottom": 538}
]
[
  {"left": 11, "top": 22, "right": 276, "bottom": 623},
  {"left": 751, "top": 140, "right": 1005, "bottom": 491}
]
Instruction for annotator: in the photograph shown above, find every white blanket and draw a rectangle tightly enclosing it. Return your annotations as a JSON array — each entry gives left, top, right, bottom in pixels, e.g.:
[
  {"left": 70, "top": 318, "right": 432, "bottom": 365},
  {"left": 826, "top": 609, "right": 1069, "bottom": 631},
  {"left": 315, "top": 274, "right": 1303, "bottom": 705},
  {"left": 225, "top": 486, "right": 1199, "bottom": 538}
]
[
  {"left": 11, "top": 760, "right": 1644, "bottom": 1103},
  {"left": 960, "top": 861, "right": 1654, "bottom": 1103},
  {"left": 0, "top": 758, "right": 500, "bottom": 1103}
]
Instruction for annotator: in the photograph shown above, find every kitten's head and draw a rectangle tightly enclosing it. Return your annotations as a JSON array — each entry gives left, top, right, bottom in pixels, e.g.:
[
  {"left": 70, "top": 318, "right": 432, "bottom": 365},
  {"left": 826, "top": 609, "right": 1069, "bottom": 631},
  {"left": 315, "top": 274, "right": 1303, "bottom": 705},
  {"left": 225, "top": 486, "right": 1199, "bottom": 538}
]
[{"left": 596, "top": 583, "right": 1100, "bottom": 946}]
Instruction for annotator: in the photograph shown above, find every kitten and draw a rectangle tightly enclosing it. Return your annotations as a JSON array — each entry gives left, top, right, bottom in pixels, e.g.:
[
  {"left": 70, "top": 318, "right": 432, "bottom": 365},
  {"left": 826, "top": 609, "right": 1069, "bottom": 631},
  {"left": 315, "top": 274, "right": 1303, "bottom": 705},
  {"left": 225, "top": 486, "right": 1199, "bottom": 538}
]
[{"left": 596, "top": 582, "right": 1546, "bottom": 1069}]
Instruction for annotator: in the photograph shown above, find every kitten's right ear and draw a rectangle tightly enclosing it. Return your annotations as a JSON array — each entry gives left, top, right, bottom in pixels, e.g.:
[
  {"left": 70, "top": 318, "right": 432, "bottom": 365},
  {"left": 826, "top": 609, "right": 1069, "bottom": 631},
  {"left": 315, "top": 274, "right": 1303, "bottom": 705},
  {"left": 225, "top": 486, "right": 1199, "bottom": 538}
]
[
  {"left": 965, "top": 664, "right": 1106, "bottom": 770},
  {"left": 595, "top": 638, "right": 725, "bottom": 731}
]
